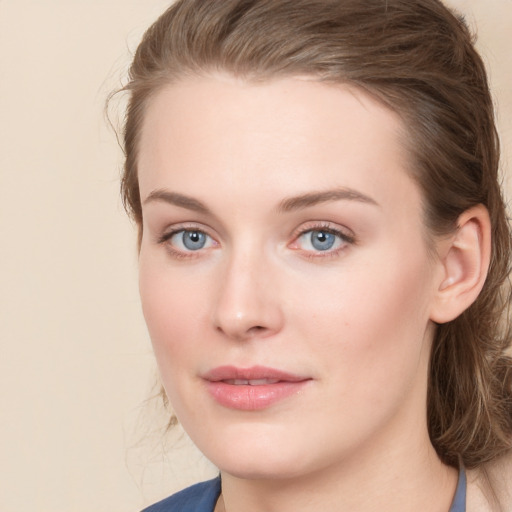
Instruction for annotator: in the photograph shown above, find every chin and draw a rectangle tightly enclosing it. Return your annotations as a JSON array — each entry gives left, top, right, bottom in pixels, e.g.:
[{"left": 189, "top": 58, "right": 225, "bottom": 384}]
[
  {"left": 216, "top": 454, "right": 311, "bottom": 481},
  {"left": 192, "top": 423, "right": 333, "bottom": 482}
]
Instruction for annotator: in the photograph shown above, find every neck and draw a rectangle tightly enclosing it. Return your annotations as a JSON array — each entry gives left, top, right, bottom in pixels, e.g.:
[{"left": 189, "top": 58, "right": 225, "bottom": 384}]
[{"left": 217, "top": 425, "right": 458, "bottom": 512}]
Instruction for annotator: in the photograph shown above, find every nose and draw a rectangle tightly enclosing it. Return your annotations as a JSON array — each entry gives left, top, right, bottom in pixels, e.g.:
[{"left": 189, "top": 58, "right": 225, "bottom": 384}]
[{"left": 212, "top": 249, "right": 284, "bottom": 341}]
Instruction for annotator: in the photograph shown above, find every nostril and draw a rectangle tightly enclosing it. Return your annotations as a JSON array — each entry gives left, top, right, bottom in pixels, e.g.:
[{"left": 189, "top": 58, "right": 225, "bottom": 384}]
[{"left": 249, "top": 325, "right": 266, "bottom": 333}]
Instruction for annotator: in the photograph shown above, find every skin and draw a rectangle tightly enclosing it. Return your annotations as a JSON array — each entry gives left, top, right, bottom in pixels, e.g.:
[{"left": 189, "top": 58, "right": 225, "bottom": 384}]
[{"left": 137, "top": 74, "right": 461, "bottom": 511}]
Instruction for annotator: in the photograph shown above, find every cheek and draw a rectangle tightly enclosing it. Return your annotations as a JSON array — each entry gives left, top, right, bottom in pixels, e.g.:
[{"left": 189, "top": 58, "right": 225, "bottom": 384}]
[
  {"left": 290, "top": 249, "right": 434, "bottom": 391},
  {"left": 138, "top": 255, "right": 208, "bottom": 375}
]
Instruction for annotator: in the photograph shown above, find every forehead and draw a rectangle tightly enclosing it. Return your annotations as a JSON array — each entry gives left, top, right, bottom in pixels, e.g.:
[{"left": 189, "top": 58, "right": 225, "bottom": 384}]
[{"left": 137, "top": 74, "right": 418, "bottom": 213}]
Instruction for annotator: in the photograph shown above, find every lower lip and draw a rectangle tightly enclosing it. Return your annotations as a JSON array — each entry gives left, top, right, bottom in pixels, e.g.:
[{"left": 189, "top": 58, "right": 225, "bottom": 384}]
[{"left": 206, "top": 380, "right": 310, "bottom": 410}]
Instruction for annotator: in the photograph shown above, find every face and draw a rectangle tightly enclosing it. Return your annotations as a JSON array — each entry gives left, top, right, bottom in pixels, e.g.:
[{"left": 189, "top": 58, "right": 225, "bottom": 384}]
[{"left": 137, "top": 75, "right": 442, "bottom": 480}]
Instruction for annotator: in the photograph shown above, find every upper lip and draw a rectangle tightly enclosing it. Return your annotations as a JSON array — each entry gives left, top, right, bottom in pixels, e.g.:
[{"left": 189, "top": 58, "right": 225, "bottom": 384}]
[{"left": 203, "top": 365, "right": 310, "bottom": 383}]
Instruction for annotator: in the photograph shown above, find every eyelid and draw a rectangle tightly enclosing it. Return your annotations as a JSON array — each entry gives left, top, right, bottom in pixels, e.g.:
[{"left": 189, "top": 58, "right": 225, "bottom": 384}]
[
  {"left": 158, "top": 222, "right": 214, "bottom": 242},
  {"left": 157, "top": 223, "right": 219, "bottom": 257},
  {"left": 291, "top": 221, "right": 355, "bottom": 242},
  {"left": 289, "top": 221, "right": 356, "bottom": 256},
  {"left": 155, "top": 221, "right": 355, "bottom": 259}
]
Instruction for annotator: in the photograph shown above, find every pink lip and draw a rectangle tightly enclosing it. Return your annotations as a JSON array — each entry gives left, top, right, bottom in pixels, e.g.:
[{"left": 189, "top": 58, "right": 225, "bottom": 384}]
[{"left": 203, "top": 365, "right": 311, "bottom": 411}]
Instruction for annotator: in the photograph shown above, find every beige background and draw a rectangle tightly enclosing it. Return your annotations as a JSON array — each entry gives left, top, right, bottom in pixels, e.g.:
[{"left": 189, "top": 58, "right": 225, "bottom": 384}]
[{"left": 0, "top": 1, "right": 511, "bottom": 511}]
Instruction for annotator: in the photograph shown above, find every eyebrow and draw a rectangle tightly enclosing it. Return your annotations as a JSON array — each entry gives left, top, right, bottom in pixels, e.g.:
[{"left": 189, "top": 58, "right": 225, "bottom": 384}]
[
  {"left": 277, "top": 188, "right": 379, "bottom": 212},
  {"left": 143, "top": 189, "right": 212, "bottom": 215},
  {"left": 143, "top": 187, "right": 379, "bottom": 215}
]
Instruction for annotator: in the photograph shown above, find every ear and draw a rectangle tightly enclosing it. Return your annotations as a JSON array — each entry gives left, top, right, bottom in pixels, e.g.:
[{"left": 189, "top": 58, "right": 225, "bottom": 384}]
[{"left": 430, "top": 204, "right": 491, "bottom": 324}]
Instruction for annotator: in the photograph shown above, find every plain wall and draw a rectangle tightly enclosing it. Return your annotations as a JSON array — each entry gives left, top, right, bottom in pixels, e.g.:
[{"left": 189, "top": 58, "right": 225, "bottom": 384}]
[{"left": 0, "top": 1, "right": 511, "bottom": 511}]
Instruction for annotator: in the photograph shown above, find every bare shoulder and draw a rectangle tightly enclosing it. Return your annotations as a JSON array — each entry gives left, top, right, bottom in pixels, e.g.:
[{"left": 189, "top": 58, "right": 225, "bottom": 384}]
[{"left": 467, "top": 450, "right": 512, "bottom": 512}]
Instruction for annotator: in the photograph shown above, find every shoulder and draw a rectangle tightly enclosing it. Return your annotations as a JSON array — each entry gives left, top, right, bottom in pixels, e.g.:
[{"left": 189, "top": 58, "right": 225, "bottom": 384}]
[
  {"left": 466, "top": 450, "right": 512, "bottom": 512},
  {"left": 141, "top": 477, "right": 221, "bottom": 512}
]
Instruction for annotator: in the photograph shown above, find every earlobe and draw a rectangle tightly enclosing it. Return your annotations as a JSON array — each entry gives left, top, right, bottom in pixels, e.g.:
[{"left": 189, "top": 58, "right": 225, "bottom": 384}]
[{"left": 430, "top": 205, "right": 491, "bottom": 324}]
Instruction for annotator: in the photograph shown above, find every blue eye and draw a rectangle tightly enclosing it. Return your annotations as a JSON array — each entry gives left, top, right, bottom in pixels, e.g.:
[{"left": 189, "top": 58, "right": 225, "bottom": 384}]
[
  {"left": 182, "top": 230, "right": 206, "bottom": 250},
  {"left": 309, "top": 230, "right": 336, "bottom": 251},
  {"left": 168, "top": 229, "right": 213, "bottom": 252},
  {"left": 296, "top": 228, "right": 350, "bottom": 253}
]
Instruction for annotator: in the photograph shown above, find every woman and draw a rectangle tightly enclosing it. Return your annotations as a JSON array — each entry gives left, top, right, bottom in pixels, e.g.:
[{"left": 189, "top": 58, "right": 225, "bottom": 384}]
[{"left": 118, "top": 0, "right": 512, "bottom": 510}]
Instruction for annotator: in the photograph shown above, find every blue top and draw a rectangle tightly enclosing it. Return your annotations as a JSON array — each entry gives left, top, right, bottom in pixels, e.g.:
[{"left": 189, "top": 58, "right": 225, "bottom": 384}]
[
  {"left": 141, "top": 478, "right": 221, "bottom": 512},
  {"left": 142, "top": 468, "right": 466, "bottom": 511},
  {"left": 451, "top": 466, "right": 467, "bottom": 512}
]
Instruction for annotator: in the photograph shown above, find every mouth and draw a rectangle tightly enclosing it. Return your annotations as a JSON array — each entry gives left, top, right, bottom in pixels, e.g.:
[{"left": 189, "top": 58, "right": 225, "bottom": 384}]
[
  {"left": 222, "top": 378, "right": 281, "bottom": 385},
  {"left": 203, "top": 365, "right": 311, "bottom": 411}
]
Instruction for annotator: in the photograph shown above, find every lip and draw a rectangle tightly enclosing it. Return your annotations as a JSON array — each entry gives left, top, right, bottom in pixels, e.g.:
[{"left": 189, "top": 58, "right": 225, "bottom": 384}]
[{"left": 203, "top": 365, "right": 312, "bottom": 411}]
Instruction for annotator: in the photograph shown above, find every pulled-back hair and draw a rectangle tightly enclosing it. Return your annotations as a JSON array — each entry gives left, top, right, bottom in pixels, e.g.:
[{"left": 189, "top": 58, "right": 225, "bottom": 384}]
[{"left": 119, "top": 0, "right": 512, "bottom": 468}]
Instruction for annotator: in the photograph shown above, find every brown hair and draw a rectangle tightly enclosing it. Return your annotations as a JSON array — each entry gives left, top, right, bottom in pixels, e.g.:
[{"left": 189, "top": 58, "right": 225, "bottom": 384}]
[{"left": 119, "top": 0, "right": 512, "bottom": 468}]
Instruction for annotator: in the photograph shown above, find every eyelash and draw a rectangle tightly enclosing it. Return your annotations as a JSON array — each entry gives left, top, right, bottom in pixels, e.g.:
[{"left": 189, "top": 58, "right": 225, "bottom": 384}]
[
  {"left": 290, "top": 223, "right": 356, "bottom": 259},
  {"left": 157, "top": 224, "right": 217, "bottom": 259},
  {"left": 157, "top": 222, "right": 355, "bottom": 260}
]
